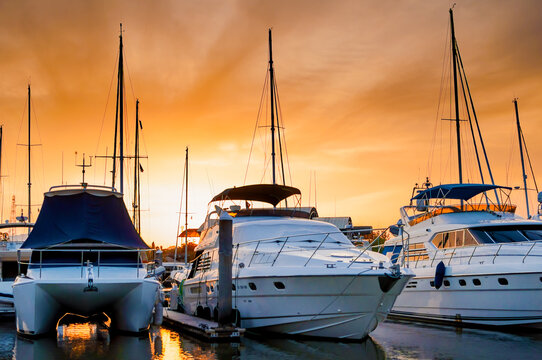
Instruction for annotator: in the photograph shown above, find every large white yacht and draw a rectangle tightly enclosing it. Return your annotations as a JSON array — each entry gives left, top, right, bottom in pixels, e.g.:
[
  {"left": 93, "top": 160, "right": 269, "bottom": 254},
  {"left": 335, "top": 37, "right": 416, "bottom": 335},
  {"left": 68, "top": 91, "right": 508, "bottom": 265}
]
[
  {"left": 13, "top": 185, "right": 160, "bottom": 336},
  {"left": 173, "top": 183, "right": 413, "bottom": 340},
  {"left": 382, "top": 183, "right": 542, "bottom": 328}
]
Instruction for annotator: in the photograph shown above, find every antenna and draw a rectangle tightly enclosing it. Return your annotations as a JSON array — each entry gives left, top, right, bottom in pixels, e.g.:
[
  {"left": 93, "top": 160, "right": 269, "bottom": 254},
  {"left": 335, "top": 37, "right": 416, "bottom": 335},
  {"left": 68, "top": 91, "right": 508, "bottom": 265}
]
[{"left": 75, "top": 152, "right": 93, "bottom": 187}]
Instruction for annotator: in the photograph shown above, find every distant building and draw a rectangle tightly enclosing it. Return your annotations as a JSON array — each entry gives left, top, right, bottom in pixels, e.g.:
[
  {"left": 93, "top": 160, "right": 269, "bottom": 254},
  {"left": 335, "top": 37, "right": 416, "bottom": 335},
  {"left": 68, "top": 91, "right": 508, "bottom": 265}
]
[{"left": 313, "top": 216, "right": 372, "bottom": 240}]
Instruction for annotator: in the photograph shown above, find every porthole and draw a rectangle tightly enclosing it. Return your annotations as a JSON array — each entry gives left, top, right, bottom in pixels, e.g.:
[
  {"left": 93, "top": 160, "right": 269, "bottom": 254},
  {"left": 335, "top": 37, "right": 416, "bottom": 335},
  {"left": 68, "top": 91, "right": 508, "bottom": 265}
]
[
  {"left": 459, "top": 279, "right": 466, "bottom": 286},
  {"left": 248, "top": 282, "right": 257, "bottom": 291},
  {"left": 472, "top": 279, "right": 481, "bottom": 286},
  {"left": 498, "top": 278, "right": 508, "bottom": 286},
  {"left": 232, "top": 284, "right": 236, "bottom": 291},
  {"left": 274, "top": 282, "right": 285, "bottom": 290},
  {"left": 430, "top": 281, "right": 435, "bottom": 287},
  {"left": 443, "top": 280, "right": 450, "bottom": 287}
]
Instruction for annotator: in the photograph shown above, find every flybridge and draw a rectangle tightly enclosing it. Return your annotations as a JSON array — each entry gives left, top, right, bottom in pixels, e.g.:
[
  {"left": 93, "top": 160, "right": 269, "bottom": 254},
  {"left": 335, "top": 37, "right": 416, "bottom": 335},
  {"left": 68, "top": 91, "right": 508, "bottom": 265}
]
[{"left": 411, "top": 184, "right": 512, "bottom": 201}]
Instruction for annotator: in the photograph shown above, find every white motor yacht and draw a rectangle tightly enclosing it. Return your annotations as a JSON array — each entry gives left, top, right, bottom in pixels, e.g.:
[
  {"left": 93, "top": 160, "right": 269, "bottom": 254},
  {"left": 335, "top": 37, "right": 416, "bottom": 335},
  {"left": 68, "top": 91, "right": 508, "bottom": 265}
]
[
  {"left": 173, "top": 184, "right": 413, "bottom": 340},
  {"left": 383, "top": 183, "right": 542, "bottom": 328},
  {"left": 13, "top": 185, "right": 160, "bottom": 336}
]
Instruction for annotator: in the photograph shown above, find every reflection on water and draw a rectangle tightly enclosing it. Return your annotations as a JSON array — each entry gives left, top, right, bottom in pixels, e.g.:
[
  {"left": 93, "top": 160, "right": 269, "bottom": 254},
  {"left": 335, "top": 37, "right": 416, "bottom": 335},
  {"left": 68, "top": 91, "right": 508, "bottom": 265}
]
[{"left": 0, "top": 319, "right": 541, "bottom": 359}]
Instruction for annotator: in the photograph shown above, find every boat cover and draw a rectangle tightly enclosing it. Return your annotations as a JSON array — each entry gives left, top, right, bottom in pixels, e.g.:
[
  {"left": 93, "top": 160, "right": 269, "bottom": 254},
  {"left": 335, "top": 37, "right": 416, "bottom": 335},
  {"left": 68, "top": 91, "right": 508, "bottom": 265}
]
[
  {"left": 210, "top": 184, "right": 301, "bottom": 207},
  {"left": 20, "top": 190, "right": 149, "bottom": 249},
  {"left": 411, "top": 183, "right": 511, "bottom": 201}
]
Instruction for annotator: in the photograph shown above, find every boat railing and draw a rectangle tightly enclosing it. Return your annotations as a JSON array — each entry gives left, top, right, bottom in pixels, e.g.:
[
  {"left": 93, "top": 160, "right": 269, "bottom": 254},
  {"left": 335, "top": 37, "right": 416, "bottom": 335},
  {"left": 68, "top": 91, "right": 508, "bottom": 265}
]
[
  {"left": 395, "top": 240, "right": 542, "bottom": 268},
  {"left": 231, "top": 227, "right": 407, "bottom": 268},
  {"left": 17, "top": 248, "right": 154, "bottom": 279},
  {"left": 403, "top": 204, "right": 517, "bottom": 226},
  {"left": 48, "top": 184, "right": 118, "bottom": 192}
]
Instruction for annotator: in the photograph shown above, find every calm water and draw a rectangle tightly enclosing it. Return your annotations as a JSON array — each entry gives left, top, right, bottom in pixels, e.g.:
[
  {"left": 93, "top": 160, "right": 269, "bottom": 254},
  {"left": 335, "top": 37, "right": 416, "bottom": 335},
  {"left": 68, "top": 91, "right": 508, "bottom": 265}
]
[{"left": 0, "top": 319, "right": 541, "bottom": 359}]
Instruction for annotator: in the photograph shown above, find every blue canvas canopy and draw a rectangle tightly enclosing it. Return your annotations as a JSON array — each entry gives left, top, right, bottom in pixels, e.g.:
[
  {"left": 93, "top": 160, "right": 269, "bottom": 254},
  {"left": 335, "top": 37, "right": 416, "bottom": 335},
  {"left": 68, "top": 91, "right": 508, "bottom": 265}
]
[
  {"left": 21, "top": 190, "right": 149, "bottom": 249},
  {"left": 411, "top": 184, "right": 511, "bottom": 201}
]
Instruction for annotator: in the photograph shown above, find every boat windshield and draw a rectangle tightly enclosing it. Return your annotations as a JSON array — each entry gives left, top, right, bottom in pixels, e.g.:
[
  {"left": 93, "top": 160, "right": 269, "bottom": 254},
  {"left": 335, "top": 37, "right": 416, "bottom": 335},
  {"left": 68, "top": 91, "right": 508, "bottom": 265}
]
[{"left": 431, "top": 225, "right": 542, "bottom": 249}]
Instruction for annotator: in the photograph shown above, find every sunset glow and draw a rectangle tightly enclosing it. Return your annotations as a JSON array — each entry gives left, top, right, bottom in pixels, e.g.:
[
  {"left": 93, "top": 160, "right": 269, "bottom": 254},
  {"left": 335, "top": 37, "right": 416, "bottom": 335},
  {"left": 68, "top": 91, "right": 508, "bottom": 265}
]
[{"left": 0, "top": 1, "right": 541, "bottom": 247}]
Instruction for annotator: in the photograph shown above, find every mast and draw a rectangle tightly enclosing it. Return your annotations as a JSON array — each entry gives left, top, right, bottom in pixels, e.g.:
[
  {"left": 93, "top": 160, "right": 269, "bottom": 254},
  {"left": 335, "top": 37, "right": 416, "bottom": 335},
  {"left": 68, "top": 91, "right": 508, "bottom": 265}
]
[
  {"left": 27, "top": 85, "right": 31, "bottom": 223},
  {"left": 268, "top": 29, "right": 276, "bottom": 185},
  {"left": 133, "top": 99, "right": 140, "bottom": 233},
  {"left": 450, "top": 8, "right": 462, "bottom": 184},
  {"left": 514, "top": 98, "right": 530, "bottom": 218},
  {"left": 112, "top": 24, "right": 125, "bottom": 192},
  {"left": 184, "top": 146, "right": 188, "bottom": 265},
  {"left": 0, "top": 126, "right": 3, "bottom": 222},
  {"left": 119, "top": 24, "right": 125, "bottom": 194}
]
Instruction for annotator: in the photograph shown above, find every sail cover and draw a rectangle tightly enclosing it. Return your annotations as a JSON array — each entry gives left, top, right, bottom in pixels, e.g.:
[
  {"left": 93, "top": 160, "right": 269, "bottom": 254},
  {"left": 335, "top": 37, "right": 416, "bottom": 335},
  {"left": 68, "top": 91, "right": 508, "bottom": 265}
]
[
  {"left": 210, "top": 184, "right": 301, "bottom": 207},
  {"left": 21, "top": 190, "right": 149, "bottom": 249}
]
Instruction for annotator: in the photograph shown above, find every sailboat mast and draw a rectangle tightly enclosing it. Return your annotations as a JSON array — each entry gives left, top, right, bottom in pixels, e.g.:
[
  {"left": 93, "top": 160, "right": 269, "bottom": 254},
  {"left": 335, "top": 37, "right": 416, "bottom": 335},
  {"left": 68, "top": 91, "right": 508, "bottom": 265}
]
[
  {"left": 119, "top": 24, "right": 125, "bottom": 194},
  {"left": 268, "top": 29, "right": 276, "bottom": 185},
  {"left": 450, "top": 8, "right": 462, "bottom": 184},
  {"left": 514, "top": 98, "right": 530, "bottom": 218},
  {"left": 133, "top": 99, "right": 140, "bottom": 233},
  {"left": 184, "top": 146, "right": 188, "bottom": 265},
  {"left": 27, "top": 85, "right": 31, "bottom": 223}
]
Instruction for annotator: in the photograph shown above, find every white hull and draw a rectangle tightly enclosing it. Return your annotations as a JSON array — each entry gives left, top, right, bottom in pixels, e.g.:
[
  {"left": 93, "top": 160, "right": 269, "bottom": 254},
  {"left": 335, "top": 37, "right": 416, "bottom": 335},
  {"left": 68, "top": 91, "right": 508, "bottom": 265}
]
[
  {"left": 182, "top": 273, "right": 410, "bottom": 340},
  {"left": 13, "top": 267, "right": 159, "bottom": 336},
  {"left": 391, "top": 271, "right": 542, "bottom": 328}
]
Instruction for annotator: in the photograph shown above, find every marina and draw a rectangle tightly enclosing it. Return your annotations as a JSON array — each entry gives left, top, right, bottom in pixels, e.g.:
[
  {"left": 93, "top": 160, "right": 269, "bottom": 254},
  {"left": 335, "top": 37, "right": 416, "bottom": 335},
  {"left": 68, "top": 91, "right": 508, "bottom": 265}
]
[{"left": 0, "top": 1, "right": 541, "bottom": 359}]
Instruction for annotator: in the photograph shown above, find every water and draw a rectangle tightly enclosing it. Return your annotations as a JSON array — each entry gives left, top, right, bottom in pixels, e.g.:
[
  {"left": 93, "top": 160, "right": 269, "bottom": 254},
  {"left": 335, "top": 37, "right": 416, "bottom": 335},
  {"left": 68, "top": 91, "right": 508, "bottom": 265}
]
[{"left": 0, "top": 319, "right": 541, "bottom": 359}]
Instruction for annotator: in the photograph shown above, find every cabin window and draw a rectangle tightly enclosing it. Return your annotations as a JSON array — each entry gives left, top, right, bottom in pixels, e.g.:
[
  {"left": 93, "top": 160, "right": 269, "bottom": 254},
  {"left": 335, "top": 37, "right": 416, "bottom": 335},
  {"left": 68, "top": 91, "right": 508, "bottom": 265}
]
[
  {"left": 485, "top": 230, "right": 528, "bottom": 243},
  {"left": 190, "top": 286, "right": 201, "bottom": 294},
  {"left": 459, "top": 279, "right": 466, "bottom": 286},
  {"left": 232, "top": 284, "right": 236, "bottom": 291},
  {"left": 432, "top": 230, "right": 480, "bottom": 249},
  {"left": 274, "top": 282, "right": 285, "bottom": 290},
  {"left": 443, "top": 280, "right": 450, "bottom": 287},
  {"left": 498, "top": 278, "right": 508, "bottom": 286},
  {"left": 522, "top": 229, "right": 542, "bottom": 241},
  {"left": 472, "top": 279, "right": 481, "bottom": 286},
  {"left": 430, "top": 281, "right": 435, "bottom": 287},
  {"left": 248, "top": 282, "right": 257, "bottom": 291},
  {"left": 463, "top": 230, "right": 478, "bottom": 246}
]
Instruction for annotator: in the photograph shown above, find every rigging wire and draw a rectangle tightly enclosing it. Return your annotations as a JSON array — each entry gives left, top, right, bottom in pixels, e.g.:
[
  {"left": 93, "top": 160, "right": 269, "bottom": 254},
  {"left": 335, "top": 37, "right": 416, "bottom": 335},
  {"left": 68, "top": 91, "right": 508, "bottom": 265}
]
[
  {"left": 175, "top": 157, "right": 187, "bottom": 262},
  {"left": 428, "top": 19, "right": 450, "bottom": 179},
  {"left": 94, "top": 51, "right": 119, "bottom": 158},
  {"left": 244, "top": 70, "right": 269, "bottom": 185},
  {"left": 521, "top": 127, "right": 538, "bottom": 193}
]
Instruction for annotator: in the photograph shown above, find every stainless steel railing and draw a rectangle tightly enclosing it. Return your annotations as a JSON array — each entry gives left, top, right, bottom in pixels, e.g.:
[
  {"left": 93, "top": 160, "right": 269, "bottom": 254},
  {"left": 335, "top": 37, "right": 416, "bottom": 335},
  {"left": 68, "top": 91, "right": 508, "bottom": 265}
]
[
  {"left": 17, "top": 248, "right": 155, "bottom": 279},
  {"left": 378, "top": 240, "right": 542, "bottom": 269}
]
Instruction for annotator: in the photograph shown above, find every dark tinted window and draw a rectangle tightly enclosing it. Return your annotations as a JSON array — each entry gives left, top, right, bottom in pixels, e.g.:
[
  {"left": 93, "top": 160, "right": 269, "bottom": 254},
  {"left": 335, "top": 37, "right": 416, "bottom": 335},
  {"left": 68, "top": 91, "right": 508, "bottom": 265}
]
[
  {"left": 498, "top": 278, "right": 508, "bottom": 285},
  {"left": 443, "top": 280, "right": 450, "bottom": 287},
  {"left": 486, "top": 230, "right": 528, "bottom": 243},
  {"left": 274, "top": 282, "right": 285, "bottom": 290},
  {"left": 522, "top": 229, "right": 542, "bottom": 241},
  {"left": 473, "top": 279, "right": 481, "bottom": 286},
  {"left": 248, "top": 282, "right": 257, "bottom": 291},
  {"left": 459, "top": 279, "right": 466, "bottom": 286},
  {"left": 469, "top": 229, "right": 495, "bottom": 244}
]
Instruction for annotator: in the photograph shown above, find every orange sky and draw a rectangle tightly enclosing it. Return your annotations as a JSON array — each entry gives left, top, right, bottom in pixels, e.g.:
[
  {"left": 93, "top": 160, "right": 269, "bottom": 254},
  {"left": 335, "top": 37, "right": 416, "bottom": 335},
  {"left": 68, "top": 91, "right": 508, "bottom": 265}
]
[{"left": 1, "top": 0, "right": 542, "bottom": 247}]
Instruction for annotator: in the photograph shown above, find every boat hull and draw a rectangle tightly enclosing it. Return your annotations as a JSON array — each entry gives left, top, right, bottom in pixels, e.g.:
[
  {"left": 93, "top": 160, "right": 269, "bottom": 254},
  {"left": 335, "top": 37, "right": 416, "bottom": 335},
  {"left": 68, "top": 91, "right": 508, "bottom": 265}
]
[
  {"left": 13, "top": 275, "right": 159, "bottom": 336},
  {"left": 181, "top": 273, "right": 411, "bottom": 340},
  {"left": 391, "top": 271, "right": 542, "bottom": 328}
]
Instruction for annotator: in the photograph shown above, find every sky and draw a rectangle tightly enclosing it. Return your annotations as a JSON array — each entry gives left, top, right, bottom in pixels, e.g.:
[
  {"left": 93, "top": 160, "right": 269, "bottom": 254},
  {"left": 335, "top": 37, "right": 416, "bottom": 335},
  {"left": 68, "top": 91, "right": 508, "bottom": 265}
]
[{"left": 0, "top": 0, "right": 541, "bottom": 247}]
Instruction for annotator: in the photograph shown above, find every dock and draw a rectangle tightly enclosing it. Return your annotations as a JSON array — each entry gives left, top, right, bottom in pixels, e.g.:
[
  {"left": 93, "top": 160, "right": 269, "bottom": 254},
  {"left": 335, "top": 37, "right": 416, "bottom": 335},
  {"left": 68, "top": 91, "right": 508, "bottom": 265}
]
[{"left": 162, "top": 308, "right": 244, "bottom": 342}]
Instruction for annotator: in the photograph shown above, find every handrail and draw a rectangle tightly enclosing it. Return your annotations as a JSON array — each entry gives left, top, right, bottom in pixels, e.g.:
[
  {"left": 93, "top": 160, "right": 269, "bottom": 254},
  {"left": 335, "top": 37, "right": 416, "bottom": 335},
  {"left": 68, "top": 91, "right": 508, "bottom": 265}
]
[
  {"left": 18, "top": 248, "right": 154, "bottom": 279},
  {"left": 408, "top": 240, "right": 542, "bottom": 268},
  {"left": 48, "top": 184, "right": 117, "bottom": 192}
]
